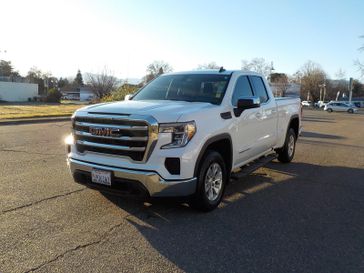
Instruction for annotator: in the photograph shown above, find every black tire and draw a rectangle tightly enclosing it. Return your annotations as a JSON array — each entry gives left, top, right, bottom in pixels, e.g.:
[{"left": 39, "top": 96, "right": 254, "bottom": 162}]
[
  {"left": 348, "top": 109, "right": 354, "bottom": 114},
  {"left": 277, "top": 128, "right": 297, "bottom": 163},
  {"left": 327, "top": 108, "right": 333, "bottom": 113},
  {"left": 190, "top": 150, "right": 227, "bottom": 212}
]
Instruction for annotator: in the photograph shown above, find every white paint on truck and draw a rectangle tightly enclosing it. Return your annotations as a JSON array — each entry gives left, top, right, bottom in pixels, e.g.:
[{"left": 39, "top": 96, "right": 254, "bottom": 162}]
[{"left": 66, "top": 70, "right": 301, "bottom": 211}]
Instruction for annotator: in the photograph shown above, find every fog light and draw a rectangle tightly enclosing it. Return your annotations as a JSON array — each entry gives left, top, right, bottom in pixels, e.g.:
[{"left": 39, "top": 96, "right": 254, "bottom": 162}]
[{"left": 165, "top": 158, "right": 180, "bottom": 175}]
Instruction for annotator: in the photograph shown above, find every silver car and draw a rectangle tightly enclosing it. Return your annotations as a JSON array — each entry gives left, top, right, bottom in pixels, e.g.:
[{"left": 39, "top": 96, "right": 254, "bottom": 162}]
[{"left": 324, "top": 102, "right": 358, "bottom": 113}]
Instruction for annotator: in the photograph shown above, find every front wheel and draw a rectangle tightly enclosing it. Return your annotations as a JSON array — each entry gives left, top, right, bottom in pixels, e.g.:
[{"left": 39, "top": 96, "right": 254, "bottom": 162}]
[
  {"left": 327, "top": 108, "right": 333, "bottom": 113},
  {"left": 348, "top": 109, "right": 354, "bottom": 114},
  {"left": 277, "top": 128, "right": 297, "bottom": 163},
  {"left": 190, "top": 150, "right": 227, "bottom": 212}
]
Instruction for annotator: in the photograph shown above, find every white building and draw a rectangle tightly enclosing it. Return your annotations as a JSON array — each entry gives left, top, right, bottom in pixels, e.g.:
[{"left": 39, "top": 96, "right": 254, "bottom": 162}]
[
  {"left": 0, "top": 81, "right": 38, "bottom": 102},
  {"left": 79, "top": 87, "right": 96, "bottom": 101}
]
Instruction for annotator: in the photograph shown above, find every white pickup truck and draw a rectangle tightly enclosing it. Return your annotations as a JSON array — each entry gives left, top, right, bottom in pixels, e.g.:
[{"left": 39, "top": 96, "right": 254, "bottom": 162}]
[{"left": 66, "top": 70, "right": 301, "bottom": 211}]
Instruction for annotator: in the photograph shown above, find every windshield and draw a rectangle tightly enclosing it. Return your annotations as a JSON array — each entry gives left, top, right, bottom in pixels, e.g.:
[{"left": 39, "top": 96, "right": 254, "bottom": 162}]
[{"left": 132, "top": 74, "right": 231, "bottom": 104}]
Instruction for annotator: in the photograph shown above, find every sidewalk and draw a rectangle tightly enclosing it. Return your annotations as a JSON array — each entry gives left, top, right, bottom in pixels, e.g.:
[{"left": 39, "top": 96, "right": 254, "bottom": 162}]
[{"left": 0, "top": 115, "right": 71, "bottom": 126}]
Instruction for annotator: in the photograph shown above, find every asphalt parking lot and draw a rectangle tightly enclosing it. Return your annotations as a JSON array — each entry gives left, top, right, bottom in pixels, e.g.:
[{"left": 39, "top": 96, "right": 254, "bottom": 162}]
[{"left": 1, "top": 109, "right": 363, "bottom": 273}]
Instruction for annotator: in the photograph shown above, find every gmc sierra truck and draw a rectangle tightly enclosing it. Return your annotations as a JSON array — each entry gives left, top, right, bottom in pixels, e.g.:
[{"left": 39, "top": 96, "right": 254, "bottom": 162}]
[{"left": 66, "top": 70, "right": 301, "bottom": 211}]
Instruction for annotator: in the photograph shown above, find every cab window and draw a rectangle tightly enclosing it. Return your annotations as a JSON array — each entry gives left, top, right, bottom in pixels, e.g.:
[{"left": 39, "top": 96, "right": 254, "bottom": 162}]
[{"left": 231, "top": 76, "right": 254, "bottom": 106}]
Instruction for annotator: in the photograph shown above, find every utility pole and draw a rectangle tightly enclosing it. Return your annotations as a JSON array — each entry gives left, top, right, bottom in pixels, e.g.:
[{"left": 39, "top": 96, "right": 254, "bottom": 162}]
[
  {"left": 269, "top": 62, "right": 275, "bottom": 83},
  {"left": 319, "top": 85, "right": 322, "bottom": 101},
  {"left": 269, "top": 62, "right": 276, "bottom": 96},
  {"left": 323, "top": 83, "right": 326, "bottom": 102},
  {"left": 349, "top": 77, "right": 353, "bottom": 103}
]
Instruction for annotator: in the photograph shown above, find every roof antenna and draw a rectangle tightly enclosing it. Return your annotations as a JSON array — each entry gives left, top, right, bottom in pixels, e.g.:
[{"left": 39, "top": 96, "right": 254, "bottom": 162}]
[{"left": 219, "top": 66, "right": 225, "bottom": 73}]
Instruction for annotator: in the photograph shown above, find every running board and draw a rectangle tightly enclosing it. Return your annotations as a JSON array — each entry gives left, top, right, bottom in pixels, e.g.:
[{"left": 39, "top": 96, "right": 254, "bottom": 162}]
[{"left": 230, "top": 154, "right": 277, "bottom": 180}]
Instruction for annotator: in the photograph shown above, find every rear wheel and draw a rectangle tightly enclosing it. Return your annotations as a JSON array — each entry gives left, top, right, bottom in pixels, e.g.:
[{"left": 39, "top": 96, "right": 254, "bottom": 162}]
[
  {"left": 190, "top": 150, "right": 227, "bottom": 211},
  {"left": 348, "top": 109, "right": 354, "bottom": 114},
  {"left": 277, "top": 128, "right": 296, "bottom": 163}
]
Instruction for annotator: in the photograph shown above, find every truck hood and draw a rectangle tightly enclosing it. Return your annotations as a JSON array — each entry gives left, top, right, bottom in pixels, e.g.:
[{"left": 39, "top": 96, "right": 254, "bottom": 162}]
[{"left": 77, "top": 100, "right": 215, "bottom": 123}]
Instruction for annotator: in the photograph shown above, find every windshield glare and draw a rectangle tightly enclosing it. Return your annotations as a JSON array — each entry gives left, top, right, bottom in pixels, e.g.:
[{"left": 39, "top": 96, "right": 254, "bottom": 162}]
[{"left": 132, "top": 74, "right": 231, "bottom": 104}]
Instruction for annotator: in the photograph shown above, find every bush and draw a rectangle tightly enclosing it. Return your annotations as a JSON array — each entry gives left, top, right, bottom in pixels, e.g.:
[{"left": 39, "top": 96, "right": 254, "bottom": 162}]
[
  {"left": 101, "top": 84, "right": 138, "bottom": 102},
  {"left": 46, "top": 88, "right": 62, "bottom": 103}
]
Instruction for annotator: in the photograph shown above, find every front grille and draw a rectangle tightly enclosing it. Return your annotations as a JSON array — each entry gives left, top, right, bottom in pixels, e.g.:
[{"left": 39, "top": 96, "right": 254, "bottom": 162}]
[{"left": 73, "top": 114, "right": 157, "bottom": 162}]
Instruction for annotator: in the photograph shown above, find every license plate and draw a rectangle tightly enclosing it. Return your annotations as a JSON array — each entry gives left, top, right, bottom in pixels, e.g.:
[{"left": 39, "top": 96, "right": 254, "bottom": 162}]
[{"left": 91, "top": 169, "right": 112, "bottom": 186}]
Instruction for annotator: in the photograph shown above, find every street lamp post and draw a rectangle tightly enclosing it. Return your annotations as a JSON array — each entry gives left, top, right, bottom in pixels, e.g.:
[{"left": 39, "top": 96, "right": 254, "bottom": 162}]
[{"left": 269, "top": 61, "right": 276, "bottom": 96}]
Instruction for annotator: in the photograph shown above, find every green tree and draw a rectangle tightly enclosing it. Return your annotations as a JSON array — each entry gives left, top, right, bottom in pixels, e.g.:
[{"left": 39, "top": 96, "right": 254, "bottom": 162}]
[
  {"left": 74, "top": 70, "right": 84, "bottom": 87},
  {"left": 101, "top": 82, "right": 138, "bottom": 102},
  {"left": 353, "top": 79, "right": 364, "bottom": 97},
  {"left": 58, "top": 77, "right": 69, "bottom": 88},
  {"left": 0, "top": 60, "right": 19, "bottom": 78},
  {"left": 0, "top": 60, "right": 13, "bottom": 76},
  {"left": 46, "top": 88, "right": 62, "bottom": 103}
]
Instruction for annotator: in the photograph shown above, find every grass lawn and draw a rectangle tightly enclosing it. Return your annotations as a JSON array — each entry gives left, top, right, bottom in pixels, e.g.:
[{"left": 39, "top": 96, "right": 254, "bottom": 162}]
[{"left": 0, "top": 102, "right": 87, "bottom": 120}]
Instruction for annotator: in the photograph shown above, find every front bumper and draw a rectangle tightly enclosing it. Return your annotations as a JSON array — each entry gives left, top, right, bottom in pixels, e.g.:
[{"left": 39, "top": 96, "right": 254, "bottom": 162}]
[{"left": 67, "top": 158, "right": 197, "bottom": 197}]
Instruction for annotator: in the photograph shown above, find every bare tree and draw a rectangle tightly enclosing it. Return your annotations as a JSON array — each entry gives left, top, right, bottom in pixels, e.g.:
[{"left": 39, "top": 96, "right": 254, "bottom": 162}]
[
  {"left": 86, "top": 68, "right": 118, "bottom": 98},
  {"left": 143, "top": 60, "right": 173, "bottom": 84},
  {"left": 299, "top": 61, "right": 327, "bottom": 101},
  {"left": 355, "top": 35, "right": 364, "bottom": 78},
  {"left": 270, "top": 73, "right": 290, "bottom": 97},
  {"left": 335, "top": 68, "right": 346, "bottom": 80},
  {"left": 291, "top": 71, "right": 303, "bottom": 84},
  {"left": 197, "top": 62, "right": 220, "bottom": 70},
  {"left": 241, "top": 58, "right": 272, "bottom": 78}
]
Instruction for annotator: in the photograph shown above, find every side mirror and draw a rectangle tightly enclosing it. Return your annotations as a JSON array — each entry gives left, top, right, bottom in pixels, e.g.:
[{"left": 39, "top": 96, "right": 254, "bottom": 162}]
[
  {"left": 124, "top": 94, "right": 133, "bottom": 101},
  {"left": 234, "top": 96, "right": 260, "bottom": 117}
]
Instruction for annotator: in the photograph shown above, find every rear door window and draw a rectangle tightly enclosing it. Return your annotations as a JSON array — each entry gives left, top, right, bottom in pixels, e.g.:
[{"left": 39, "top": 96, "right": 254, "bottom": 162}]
[{"left": 249, "top": 76, "right": 269, "bottom": 103}]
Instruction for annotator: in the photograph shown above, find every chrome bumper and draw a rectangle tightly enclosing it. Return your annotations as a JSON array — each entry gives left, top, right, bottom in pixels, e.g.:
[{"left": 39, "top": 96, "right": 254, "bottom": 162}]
[{"left": 67, "top": 158, "right": 197, "bottom": 197}]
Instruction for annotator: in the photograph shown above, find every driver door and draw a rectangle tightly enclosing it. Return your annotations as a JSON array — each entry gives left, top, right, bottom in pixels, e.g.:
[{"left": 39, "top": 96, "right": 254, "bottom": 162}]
[{"left": 231, "top": 75, "right": 262, "bottom": 165}]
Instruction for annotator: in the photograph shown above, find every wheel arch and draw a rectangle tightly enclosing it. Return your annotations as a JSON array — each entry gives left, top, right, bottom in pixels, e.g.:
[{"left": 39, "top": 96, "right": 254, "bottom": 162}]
[
  {"left": 287, "top": 114, "right": 299, "bottom": 139},
  {"left": 194, "top": 133, "right": 233, "bottom": 178}
]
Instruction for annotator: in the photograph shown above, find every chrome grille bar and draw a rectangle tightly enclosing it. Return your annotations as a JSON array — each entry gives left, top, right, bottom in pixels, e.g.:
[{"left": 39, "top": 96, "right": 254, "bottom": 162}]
[
  {"left": 74, "top": 130, "right": 148, "bottom": 141},
  {"left": 75, "top": 121, "right": 147, "bottom": 131},
  {"left": 76, "top": 140, "right": 146, "bottom": 152}
]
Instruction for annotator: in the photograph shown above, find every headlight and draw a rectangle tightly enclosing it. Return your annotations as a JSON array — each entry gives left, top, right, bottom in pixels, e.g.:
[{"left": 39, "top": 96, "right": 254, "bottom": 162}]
[
  {"left": 65, "top": 133, "right": 75, "bottom": 145},
  {"left": 159, "top": 121, "right": 196, "bottom": 149}
]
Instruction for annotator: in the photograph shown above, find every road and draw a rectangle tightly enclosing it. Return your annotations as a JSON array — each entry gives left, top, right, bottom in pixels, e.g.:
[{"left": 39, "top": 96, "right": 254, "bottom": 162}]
[{"left": 1, "top": 109, "right": 363, "bottom": 273}]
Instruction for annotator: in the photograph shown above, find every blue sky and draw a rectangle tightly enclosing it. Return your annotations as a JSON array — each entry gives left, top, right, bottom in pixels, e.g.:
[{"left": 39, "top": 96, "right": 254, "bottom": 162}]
[{"left": 1, "top": 0, "right": 363, "bottom": 80}]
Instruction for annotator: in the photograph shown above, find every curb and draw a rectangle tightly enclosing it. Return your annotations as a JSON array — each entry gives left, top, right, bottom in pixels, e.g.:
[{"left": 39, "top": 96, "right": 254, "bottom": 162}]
[{"left": 0, "top": 116, "right": 71, "bottom": 126}]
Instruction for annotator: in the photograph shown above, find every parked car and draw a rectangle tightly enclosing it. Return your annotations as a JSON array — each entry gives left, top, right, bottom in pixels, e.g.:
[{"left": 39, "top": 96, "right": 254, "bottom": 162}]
[
  {"left": 62, "top": 94, "right": 80, "bottom": 100},
  {"left": 315, "top": 100, "right": 328, "bottom": 108},
  {"left": 301, "top": 100, "right": 313, "bottom": 107},
  {"left": 66, "top": 70, "right": 301, "bottom": 211},
  {"left": 324, "top": 102, "right": 358, "bottom": 113}
]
